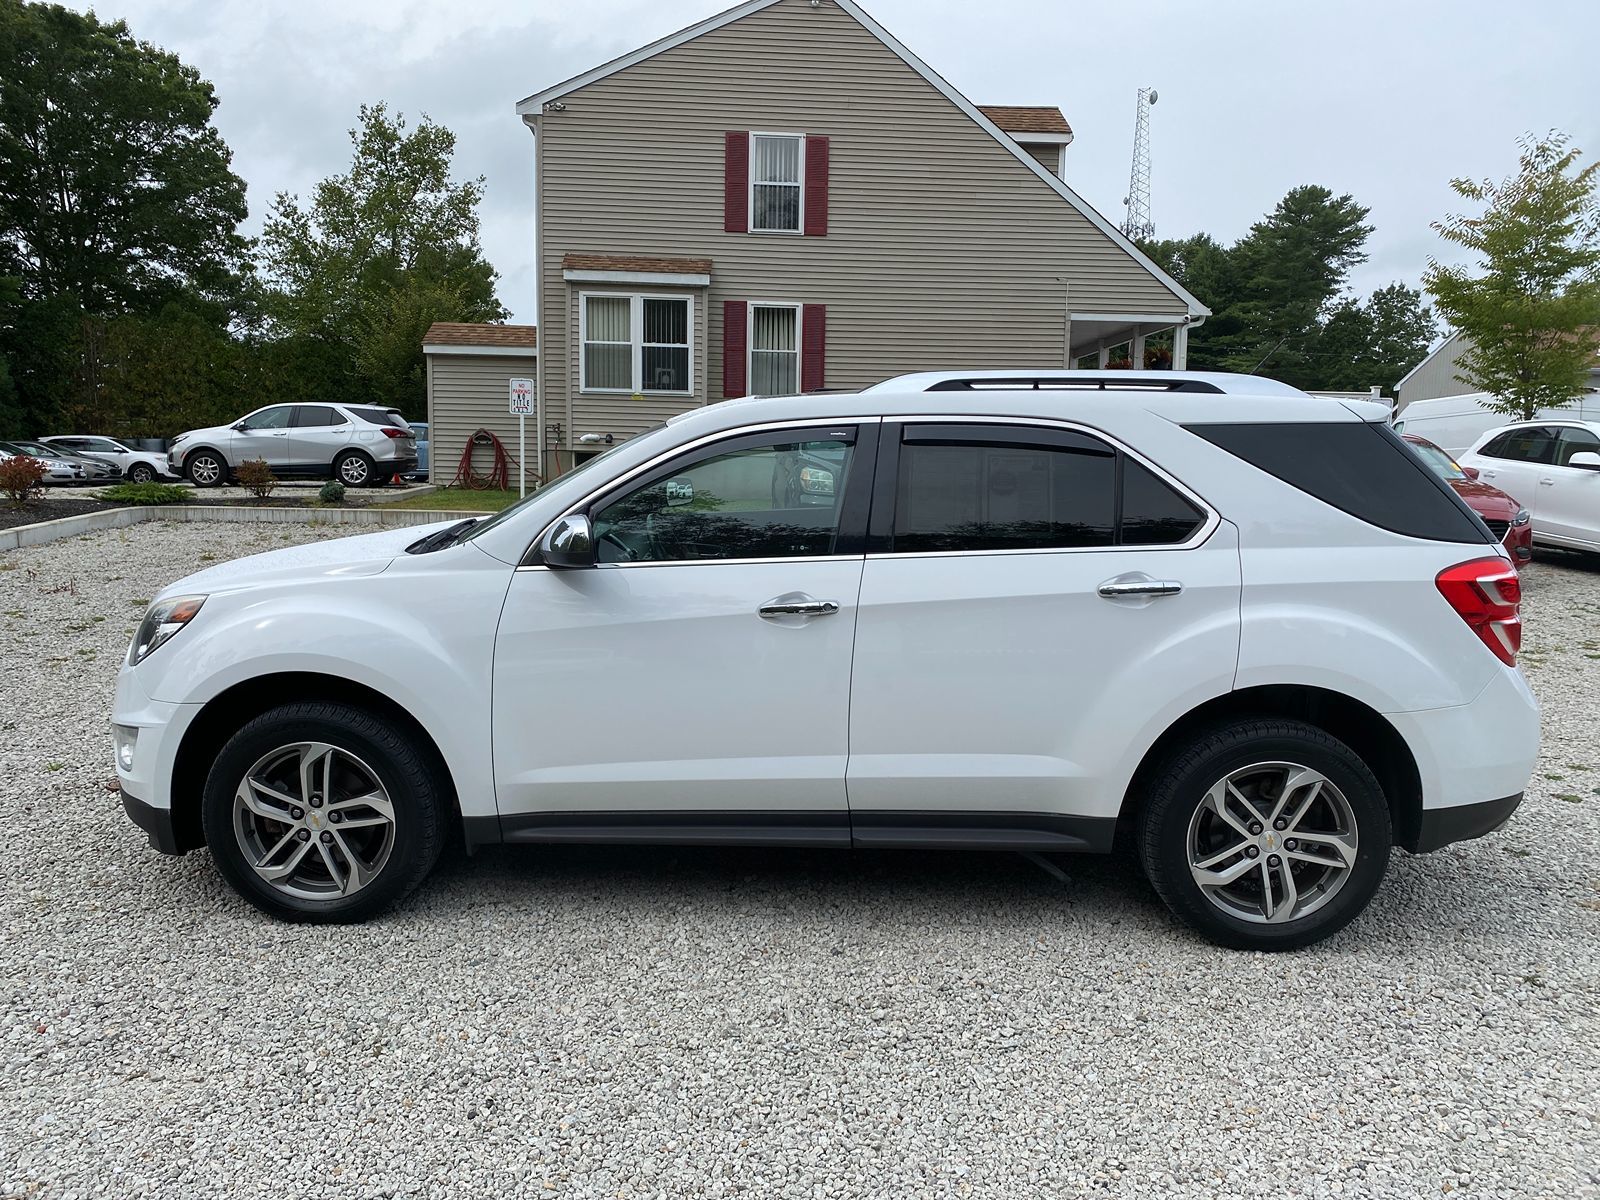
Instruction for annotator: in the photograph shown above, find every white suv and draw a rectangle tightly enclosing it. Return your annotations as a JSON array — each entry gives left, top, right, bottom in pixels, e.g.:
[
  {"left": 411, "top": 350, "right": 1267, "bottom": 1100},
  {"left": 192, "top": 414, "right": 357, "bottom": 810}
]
[
  {"left": 112, "top": 379, "right": 1538, "bottom": 949},
  {"left": 166, "top": 403, "right": 418, "bottom": 487},
  {"left": 1457, "top": 419, "right": 1600, "bottom": 553}
]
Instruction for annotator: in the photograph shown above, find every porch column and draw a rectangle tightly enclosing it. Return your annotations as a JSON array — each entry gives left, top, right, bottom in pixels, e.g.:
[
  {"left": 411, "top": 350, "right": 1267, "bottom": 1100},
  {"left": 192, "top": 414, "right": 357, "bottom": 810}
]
[
  {"left": 1172, "top": 323, "right": 1189, "bottom": 370},
  {"left": 1096, "top": 343, "right": 1110, "bottom": 368},
  {"left": 1131, "top": 331, "right": 1147, "bottom": 371}
]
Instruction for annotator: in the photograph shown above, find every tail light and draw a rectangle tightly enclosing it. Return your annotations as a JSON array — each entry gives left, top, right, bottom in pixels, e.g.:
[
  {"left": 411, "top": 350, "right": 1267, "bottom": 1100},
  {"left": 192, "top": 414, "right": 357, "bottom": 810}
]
[
  {"left": 379, "top": 427, "right": 411, "bottom": 439},
  {"left": 1436, "top": 557, "right": 1521, "bottom": 666}
]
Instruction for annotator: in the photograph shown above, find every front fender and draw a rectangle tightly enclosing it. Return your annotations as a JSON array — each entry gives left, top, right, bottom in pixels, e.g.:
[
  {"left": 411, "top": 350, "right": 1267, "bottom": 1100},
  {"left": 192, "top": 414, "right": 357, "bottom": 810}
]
[{"left": 133, "top": 548, "right": 513, "bottom": 819}]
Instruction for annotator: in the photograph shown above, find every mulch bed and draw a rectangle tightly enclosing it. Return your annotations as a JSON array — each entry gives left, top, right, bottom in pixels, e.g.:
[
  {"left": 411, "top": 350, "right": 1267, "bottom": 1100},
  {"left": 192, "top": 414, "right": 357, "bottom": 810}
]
[{"left": 0, "top": 498, "right": 127, "bottom": 534}]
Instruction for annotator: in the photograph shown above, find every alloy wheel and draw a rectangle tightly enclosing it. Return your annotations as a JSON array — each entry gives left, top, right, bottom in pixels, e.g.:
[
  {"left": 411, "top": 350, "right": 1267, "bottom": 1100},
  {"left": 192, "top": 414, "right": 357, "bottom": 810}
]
[
  {"left": 1186, "top": 761, "right": 1359, "bottom": 925},
  {"left": 190, "top": 455, "right": 221, "bottom": 485},
  {"left": 232, "top": 741, "right": 396, "bottom": 901},
  {"left": 339, "top": 455, "right": 370, "bottom": 485}
]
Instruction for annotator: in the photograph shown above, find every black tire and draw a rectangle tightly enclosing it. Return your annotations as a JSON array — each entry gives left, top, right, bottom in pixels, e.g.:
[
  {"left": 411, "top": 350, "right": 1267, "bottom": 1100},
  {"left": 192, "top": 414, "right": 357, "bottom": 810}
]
[
  {"left": 128, "top": 462, "right": 157, "bottom": 484},
  {"left": 1137, "top": 718, "right": 1391, "bottom": 951},
  {"left": 334, "top": 450, "right": 377, "bottom": 487},
  {"left": 185, "top": 450, "right": 227, "bottom": 487},
  {"left": 200, "top": 702, "right": 446, "bottom": 922}
]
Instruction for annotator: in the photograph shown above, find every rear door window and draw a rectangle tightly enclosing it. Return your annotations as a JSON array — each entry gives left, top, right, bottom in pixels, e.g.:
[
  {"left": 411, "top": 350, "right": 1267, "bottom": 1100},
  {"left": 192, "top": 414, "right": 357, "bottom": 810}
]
[{"left": 292, "top": 405, "right": 343, "bottom": 428}]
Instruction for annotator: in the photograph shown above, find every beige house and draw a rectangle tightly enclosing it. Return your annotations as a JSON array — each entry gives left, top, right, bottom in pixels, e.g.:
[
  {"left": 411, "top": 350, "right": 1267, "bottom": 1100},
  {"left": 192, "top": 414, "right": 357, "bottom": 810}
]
[
  {"left": 1395, "top": 330, "right": 1600, "bottom": 411},
  {"left": 422, "top": 323, "right": 538, "bottom": 484},
  {"left": 514, "top": 0, "right": 1207, "bottom": 477}
]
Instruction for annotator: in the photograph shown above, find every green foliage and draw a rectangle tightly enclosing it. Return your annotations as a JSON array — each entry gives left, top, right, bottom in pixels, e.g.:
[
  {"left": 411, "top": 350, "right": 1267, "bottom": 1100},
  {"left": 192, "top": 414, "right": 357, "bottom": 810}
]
[
  {"left": 318, "top": 480, "right": 346, "bottom": 505},
  {"left": 1315, "top": 284, "right": 1439, "bottom": 392},
  {"left": 233, "top": 457, "right": 276, "bottom": 498},
  {"left": 99, "top": 481, "right": 188, "bottom": 505},
  {"left": 1423, "top": 132, "right": 1600, "bottom": 419},
  {"left": 0, "top": 1, "right": 249, "bottom": 314},
  {"left": 260, "top": 104, "right": 506, "bottom": 418}
]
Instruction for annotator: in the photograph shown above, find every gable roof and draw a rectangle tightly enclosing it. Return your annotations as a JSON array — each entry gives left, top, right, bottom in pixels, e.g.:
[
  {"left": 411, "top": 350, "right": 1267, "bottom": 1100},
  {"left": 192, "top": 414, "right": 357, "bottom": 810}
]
[
  {"left": 978, "top": 105, "right": 1072, "bottom": 137},
  {"left": 422, "top": 322, "right": 539, "bottom": 349},
  {"left": 515, "top": 0, "right": 1206, "bottom": 318}
]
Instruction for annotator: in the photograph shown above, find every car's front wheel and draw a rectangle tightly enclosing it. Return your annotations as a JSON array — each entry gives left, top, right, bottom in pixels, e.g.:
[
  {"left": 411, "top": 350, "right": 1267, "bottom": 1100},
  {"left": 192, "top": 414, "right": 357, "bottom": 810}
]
[
  {"left": 1138, "top": 719, "right": 1391, "bottom": 950},
  {"left": 128, "top": 462, "right": 156, "bottom": 484},
  {"left": 201, "top": 702, "right": 446, "bottom": 922},
  {"left": 185, "top": 451, "right": 226, "bottom": 487}
]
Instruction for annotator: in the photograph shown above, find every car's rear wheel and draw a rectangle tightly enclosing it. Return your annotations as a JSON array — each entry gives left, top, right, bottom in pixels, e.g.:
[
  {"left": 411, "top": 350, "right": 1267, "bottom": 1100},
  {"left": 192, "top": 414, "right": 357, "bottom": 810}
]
[
  {"left": 334, "top": 450, "right": 377, "bottom": 487},
  {"left": 186, "top": 451, "right": 225, "bottom": 487},
  {"left": 200, "top": 702, "right": 446, "bottom": 922},
  {"left": 1138, "top": 719, "right": 1391, "bottom": 950},
  {"left": 128, "top": 462, "right": 156, "bottom": 484}
]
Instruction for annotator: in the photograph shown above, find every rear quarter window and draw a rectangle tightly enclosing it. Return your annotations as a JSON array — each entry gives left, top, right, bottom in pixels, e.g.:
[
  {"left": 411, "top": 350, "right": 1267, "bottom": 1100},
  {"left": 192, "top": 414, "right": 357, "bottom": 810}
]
[
  {"left": 347, "top": 406, "right": 408, "bottom": 428},
  {"left": 1187, "top": 421, "right": 1492, "bottom": 544}
]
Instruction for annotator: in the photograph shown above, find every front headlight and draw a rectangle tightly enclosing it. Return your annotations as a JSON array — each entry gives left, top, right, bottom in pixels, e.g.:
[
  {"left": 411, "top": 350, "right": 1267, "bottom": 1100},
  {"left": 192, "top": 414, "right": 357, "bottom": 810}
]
[
  {"left": 1511, "top": 508, "right": 1531, "bottom": 528},
  {"left": 129, "top": 595, "right": 206, "bottom": 665}
]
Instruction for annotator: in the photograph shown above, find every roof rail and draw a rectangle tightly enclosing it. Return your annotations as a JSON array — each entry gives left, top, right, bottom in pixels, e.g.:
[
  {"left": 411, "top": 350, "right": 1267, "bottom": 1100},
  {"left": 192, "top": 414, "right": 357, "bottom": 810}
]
[
  {"left": 925, "top": 375, "right": 1225, "bottom": 394},
  {"left": 863, "top": 370, "right": 1307, "bottom": 397}
]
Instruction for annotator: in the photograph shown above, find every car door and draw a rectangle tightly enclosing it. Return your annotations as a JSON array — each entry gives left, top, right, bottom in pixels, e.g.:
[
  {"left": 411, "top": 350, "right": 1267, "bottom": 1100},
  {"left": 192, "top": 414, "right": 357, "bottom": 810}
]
[
  {"left": 289, "top": 405, "right": 350, "bottom": 473},
  {"left": 845, "top": 420, "right": 1241, "bottom": 848},
  {"left": 490, "top": 420, "right": 876, "bottom": 841},
  {"left": 230, "top": 406, "right": 294, "bottom": 467},
  {"left": 1468, "top": 426, "right": 1558, "bottom": 514},
  {"left": 1536, "top": 426, "right": 1600, "bottom": 547}
]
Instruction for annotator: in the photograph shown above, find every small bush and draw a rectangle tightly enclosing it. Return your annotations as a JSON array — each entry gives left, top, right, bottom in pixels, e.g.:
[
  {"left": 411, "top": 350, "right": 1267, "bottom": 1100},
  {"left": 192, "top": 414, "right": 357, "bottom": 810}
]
[
  {"left": 318, "top": 480, "right": 347, "bottom": 505},
  {"left": 233, "top": 458, "right": 277, "bottom": 498},
  {"left": 0, "top": 455, "right": 47, "bottom": 508},
  {"left": 100, "top": 482, "right": 190, "bottom": 506}
]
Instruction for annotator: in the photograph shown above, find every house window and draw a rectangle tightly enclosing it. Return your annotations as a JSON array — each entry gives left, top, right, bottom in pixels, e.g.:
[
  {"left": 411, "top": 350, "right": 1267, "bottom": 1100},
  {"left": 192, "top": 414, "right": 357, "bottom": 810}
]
[
  {"left": 581, "top": 294, "right": 692, "bottom": 394},
  {"left": 749, "top": 304, "right": 800, "bottom": 395},
  {"left": 750, "top": 133, "right": 803, "bottom": 232}
]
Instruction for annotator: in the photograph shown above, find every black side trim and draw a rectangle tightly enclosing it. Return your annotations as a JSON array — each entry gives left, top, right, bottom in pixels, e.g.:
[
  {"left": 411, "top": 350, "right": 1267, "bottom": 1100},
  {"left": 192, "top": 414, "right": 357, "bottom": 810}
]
[
  {"left": 850, "top": 811, "right": 1116, "bottom": 853},
  {"left": 121, "top": 788, "right": 184, "bottom": 855},
  {"left": 497, "top": 810, "right": 851, "bottom": 849},
  {"left": 1410, "top": 793, "right": 1523, "bottom": 853}
]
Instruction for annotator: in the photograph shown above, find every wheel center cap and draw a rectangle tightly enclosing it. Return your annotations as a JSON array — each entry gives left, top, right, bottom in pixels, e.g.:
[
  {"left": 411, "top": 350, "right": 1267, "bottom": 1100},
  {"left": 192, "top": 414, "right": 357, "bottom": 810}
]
[
  {"left": 1261, "top": 831, "right": 1280, "bottom": 852},
  {"left": 306, "top": 810, "right": 324, "bottom": 831}
]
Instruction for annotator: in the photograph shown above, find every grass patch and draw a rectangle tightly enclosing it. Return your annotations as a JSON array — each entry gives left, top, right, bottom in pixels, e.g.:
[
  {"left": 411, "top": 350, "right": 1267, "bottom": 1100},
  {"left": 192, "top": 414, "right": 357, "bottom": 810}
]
[
  {"left": 1557, "top": 793, "right": 1584, "bottom": 804},
  {"left": 380, "top": 487, "right": 523, "bottom": 513}
]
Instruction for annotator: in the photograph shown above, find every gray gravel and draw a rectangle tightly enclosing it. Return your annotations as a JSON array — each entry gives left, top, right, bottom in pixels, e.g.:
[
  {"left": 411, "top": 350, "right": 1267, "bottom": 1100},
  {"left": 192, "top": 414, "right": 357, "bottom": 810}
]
[{"left": 2, "top": 523, "right": 1597, "bottom": 1199}]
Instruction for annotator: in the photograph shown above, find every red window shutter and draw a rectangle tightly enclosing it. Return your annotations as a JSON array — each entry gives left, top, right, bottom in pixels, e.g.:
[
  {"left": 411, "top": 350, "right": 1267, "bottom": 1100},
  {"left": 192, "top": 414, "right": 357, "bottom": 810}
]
[
  {"left": 724, "top": 132, "right": 749, "bottom": 233},
  {"left": 723, "top": 300, "right": 748, "bottom": 397},
  {"left": 801, "top": 304, "right": 826, "bottom": 392},
  {"left": 803, "top": 136, "right": 829, "bottom": 236}
]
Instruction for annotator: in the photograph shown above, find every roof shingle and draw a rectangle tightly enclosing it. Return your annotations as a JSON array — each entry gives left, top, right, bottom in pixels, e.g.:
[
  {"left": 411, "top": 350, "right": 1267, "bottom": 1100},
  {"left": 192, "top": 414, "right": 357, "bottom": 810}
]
[
  {"left": 562, "top": 252, "right": 713, "bottom": 275},
  {"left": 422, "top": 323, "right": 538, "bottom": 349},
  {"left": 978, "top": 105, "right": 1073, "bottom": 136}
]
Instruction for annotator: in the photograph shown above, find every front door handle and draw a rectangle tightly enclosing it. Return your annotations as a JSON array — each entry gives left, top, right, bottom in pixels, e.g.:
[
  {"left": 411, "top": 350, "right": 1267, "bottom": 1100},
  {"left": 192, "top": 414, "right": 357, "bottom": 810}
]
[
  {"left": 759, "top": 599, "right": 840, "bottom": 618},
  {"left": 1098, "top": 579, "right": 1183, "bottom": 598},
  {"left": 1540, "top": 477, "right": 1555, "bottom": 486}
]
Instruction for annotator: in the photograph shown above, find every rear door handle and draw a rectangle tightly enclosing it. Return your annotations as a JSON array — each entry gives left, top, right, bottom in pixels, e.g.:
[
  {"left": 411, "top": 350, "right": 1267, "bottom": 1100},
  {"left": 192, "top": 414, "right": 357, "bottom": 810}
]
[
  {"left": 1098, "top": 579, "right": 1183, "bottom": 598},
  {"left": 759, "top": 599, "right": 840, "bottom": 618}
]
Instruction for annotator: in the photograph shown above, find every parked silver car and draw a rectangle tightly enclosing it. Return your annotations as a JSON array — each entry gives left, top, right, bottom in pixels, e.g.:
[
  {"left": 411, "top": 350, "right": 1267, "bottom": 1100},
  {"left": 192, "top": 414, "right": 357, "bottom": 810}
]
[
  {"left": 42, "top": 435, "right": 169, "bottom": 483},
  {"left": 167, "top": 404, "right": 418, "bottom": 488},
  {"left": 6, "top": 438, "right": 120, "bottom": 483},
  {"left": 0, "top": 441, "right": 85, "bottom": 485}
]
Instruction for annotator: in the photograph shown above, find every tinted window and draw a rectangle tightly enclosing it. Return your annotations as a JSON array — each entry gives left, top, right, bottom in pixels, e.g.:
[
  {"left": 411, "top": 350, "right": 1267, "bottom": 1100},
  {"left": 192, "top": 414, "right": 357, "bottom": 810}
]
[
  {"left": 347, "top": 406, "right": 408, "bottom": 428},
  {"left": 1121, "top": 458, "right": 1205, "bottom": 545},
  {"left": 1480, "top": 427, "right": 1558, "bottom": 464},
  {"left": 292, "top": 405, "right": 343, "bottom": 428},
  {"left": 1555, "top": 426, "right": 1600, "bottom": 466},
  {"left": 89, "top": 438, "right": 123, "bottom": 452},
  {"left": 892, "top": 430, "right": 1116, "bottom": 552},
  {"left": 1188, "top": 421, "right": 1490, "bottom": 544},
  {"left": 241, "top": 407, "right": 292, "bottom": 430},
  {"left": 592, "top": 434, "right": 855, "bottom": 563}
]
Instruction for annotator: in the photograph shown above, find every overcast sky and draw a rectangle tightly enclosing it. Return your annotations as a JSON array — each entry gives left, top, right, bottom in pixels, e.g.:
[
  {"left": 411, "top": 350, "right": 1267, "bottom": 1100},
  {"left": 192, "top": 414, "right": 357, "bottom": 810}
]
[{"left": 74, "top": 0, "right": 1600, "bottom": 328}]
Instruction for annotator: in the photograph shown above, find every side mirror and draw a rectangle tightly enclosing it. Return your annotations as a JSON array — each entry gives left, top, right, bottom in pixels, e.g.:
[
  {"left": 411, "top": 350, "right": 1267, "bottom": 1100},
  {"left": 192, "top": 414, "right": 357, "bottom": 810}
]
[
  {"left": 1460, "top": 465, "right": 1480, "bottom": 480},
  {"left": 1568, "top": 451, "right": 1600, "bottom": 472},
  {"left": 540, "top": 513, "right": 595, "bottom": 569}
]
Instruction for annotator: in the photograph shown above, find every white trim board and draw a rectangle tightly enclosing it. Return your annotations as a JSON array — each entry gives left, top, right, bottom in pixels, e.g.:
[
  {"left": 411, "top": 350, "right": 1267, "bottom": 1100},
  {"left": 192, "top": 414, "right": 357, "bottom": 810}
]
[
  {"left": 513, "top": 0, "right": 1207, "bottom": 318},
  {"left": 422, "top": 344, "right": 538, "bottom": 358},
  {"left": 563, "top": 269, "right": 711, "bottom": 286},
  {"left": 1005, "top": 131, "right": 1074, "bottom": 146}
]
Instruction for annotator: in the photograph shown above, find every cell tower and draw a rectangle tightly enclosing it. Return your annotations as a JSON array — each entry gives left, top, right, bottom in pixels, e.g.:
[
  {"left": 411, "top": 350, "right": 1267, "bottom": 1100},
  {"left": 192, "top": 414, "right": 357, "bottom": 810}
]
[{"left": 1121, "top": 87, "right": 1158, "bottom": 242}]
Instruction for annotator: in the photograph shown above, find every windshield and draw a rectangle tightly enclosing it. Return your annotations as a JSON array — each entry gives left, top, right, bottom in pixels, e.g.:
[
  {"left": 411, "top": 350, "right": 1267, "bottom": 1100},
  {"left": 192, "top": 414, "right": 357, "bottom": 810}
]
[
  {"left": 458, "top": 431, "right": 663, "bottom": 544},
  {"left": 1408, "top": 439, "right": 1467, "bottom": 481}
]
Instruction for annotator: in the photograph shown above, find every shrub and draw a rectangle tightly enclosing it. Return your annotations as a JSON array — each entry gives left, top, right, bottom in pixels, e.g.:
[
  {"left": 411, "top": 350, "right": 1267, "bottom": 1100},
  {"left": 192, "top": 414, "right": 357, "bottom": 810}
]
[
  {"left": 100, "top": 482, "right": 190, "bottom": 506},
  {"left": 318, "top": 480, "right": 346, "bottom": 505},
  {"left": 0, "top": 455, "right": 47, "bottom": 508},
  {"left": 233, "top": 458, "right": 277, "bottom": 498}
]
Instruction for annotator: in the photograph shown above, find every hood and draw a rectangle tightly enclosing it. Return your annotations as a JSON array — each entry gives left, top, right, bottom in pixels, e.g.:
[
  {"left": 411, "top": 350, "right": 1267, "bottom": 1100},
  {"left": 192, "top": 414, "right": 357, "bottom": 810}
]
[
  {"left": 1448, "top": 477, "right": 1521, "bottom": 518},
  {"left": 159, "top": 519, "right": 464, "bottom": 598}
]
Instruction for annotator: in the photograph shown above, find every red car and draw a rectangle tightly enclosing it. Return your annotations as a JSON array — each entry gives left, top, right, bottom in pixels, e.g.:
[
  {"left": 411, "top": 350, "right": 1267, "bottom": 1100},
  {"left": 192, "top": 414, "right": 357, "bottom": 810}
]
[{"left": 1404, "top": 433, "right": 1532, "bottom": 566}]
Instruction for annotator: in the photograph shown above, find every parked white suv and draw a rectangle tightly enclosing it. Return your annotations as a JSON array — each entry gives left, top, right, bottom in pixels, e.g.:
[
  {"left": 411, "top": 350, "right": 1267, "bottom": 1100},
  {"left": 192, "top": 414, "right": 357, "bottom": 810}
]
[
  {"left": 41, "top": 435, "right": 169, "bottom": 483},
  {"left": 167, "top": 403, "right": 418, "bottom": 487},
  {"left": 113, "top": 379, "right": 1538, "bottom": 948},
  {"left": 1457, "top": 419, "right": 1600, "bottom": 554}
]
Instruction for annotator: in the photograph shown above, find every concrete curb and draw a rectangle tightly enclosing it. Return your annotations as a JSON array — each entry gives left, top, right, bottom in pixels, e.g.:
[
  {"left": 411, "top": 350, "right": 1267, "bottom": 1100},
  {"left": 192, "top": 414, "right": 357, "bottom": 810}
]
[{"left": 0, "top": 504, "right": 490, "bottom": 552}]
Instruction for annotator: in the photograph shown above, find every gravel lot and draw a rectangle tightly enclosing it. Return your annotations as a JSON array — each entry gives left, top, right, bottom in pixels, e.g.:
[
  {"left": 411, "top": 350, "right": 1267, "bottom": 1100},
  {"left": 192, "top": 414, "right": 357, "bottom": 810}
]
[{"left": 2, "top": 523, "right": 1597, "bottom": 1199}]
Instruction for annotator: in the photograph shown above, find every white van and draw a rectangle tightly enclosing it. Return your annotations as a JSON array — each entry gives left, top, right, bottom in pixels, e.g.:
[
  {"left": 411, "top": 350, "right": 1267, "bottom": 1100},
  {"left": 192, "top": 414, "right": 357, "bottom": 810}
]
[{"left": 1394, "top": 391, "right": 1600, "bottom": 456}]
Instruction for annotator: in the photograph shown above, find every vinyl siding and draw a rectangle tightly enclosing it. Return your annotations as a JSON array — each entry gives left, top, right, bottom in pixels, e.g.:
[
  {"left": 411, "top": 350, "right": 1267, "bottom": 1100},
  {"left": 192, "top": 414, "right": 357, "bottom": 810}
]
[
  {"left": 426, "top": 353, "right": 539, "bottom": 485},
  {"left": 1020, "top": 142, "right": 1063, "bottom": 176},
  {"left": 1396, "top": 333, "right": 1470, "bottom": 409},
  {"left": 533, "top": 0, "right": 1187, "bottom": 464}
]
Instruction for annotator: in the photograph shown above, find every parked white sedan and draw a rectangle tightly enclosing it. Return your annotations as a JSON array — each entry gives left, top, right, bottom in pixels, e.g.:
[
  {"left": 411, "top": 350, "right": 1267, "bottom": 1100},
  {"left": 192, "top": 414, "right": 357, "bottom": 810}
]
[
  {"left": 1458, "top": 420, "right": 1600, "bottom": 554},
  {"left": 42, "top": 435, "right": 169, "bottom": 484}
]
